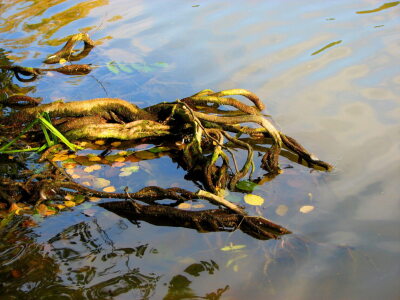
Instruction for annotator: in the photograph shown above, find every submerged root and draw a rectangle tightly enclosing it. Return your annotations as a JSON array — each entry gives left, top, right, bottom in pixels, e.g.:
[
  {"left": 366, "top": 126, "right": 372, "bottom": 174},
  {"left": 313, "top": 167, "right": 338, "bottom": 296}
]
[{"left": 0, "top": 33, "right": 333, "bottom": 240}]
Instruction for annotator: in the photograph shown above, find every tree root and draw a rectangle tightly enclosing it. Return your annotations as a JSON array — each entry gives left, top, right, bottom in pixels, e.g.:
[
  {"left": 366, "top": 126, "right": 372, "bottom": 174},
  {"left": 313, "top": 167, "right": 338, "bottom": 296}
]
[
  {"left": 0, "top": 33, "right": 333, "bottom": 241},
  {"left": 99, "top": 200, "right": 290, "bottom": 240}
]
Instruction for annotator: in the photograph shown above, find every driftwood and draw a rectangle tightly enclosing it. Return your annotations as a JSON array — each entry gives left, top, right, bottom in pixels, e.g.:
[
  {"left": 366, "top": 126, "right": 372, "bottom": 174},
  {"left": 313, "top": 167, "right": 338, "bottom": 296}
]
[{"left": 0, "top": 33, "right": 333, "bottom": 240}]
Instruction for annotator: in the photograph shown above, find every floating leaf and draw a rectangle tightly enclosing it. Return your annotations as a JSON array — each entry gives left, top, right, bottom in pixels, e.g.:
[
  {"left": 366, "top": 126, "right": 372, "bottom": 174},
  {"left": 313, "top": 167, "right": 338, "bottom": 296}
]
[
  {"left": 8, "top": 203, "right": 22, "bottom": 214},
  {"left": 59, "top": 58, "right": 67, "bottom": 65},
  {"left": 244, "top": 194, "right": 264, "bottom": 206},
  {"left": 52, "top": 154, "right": 69, "bottom": 162},
  {"left": 177, "top": 203, "right": 191, "bottom": 210},
  {"left": 192, "top": 204, "right": 205, "bottom": 209},
  {"left": 275, "top": 204, "right": 288, "bottom": 216},
  {"left": 226, "top": 254, "right": 248, "bottom": 268},
  {"left": 192, "top": 4, "right": 200, "bottom": 7},
  {"left": 55, "top": 204, "right": 65, "bottom": 210},
  {"left": 299, "top": 205, "right": 314, "bottom": 213},
  {"left": 93, "top": 178, "right": 111, "bottom": 189},
  {"left": 64, "top": 201, "right": 76, "bottom": 208},
  {"left": 111, "top": 141, "right": 121, "bottom": 147},
  {"left": 83, "top": 166, "right": 94, "bottom": 173},
  {"left": 91, "top": 164, "right": 102, "bottom": 171},
  {"left": 74, "top": 194, "right": 85, "bottom": 204},
  {"left": 71, "top": 174, "right": 80, "bottom": 179},
  {"left": 119, "top": 171, "right": 131, "bottom": 177},
  {"left": 130, "top": 63, "right": 153, "bottom": 73},
  {"left": 106, "top": 61, "right": 120, "bottom": 74},
  {"left": 82, "top": 181, "right": 91, "bottom": 186},
  {"left": 64, "top": 194, "right": 74, "bottom": 201},
  {"left": 221, "top": 244, "right": 246, "bottom": 251},
  {"left": 134, "top": 151, "right": 156, "bottom": 160},
  {"left": 63, "top": 163, "right": 76, "bottom": 169},
  {"left": 103, "top": 186, "right": 116, "bottom": 193},
  {"left": 112, "top": 162, "right": 126, "bottom": 168},
  {"left": 117, "top": 63, "right": 133, "bottom": 73},
  {"left": 118, "top": 151, "right": 128, "bottom": 156},
  {"left": 89, "top": 197, "right": 101, "bottom": 202},
  {"left": 235, "top": 180, "right": 258, "bottom": 192},
  {"left": 114, "top": 157, "right": 125, "bottom": 162},
  {"left": 120, "top": 165, "right": 139, "bottom": 172},
  {"left": 88, "top": 155, "right": 101, "bottom": 162},
  {"left": 94, "top": 140, "right": 105, "bottom": 145},
  {"left": 148, "top": 146, "right": 170, "bottom": 153}
]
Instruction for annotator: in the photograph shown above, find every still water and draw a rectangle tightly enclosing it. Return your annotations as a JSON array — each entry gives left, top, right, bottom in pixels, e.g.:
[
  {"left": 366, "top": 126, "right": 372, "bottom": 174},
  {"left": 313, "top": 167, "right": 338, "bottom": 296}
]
[{"left": 0, "top": 0, "right": 399, "bottom": 299}]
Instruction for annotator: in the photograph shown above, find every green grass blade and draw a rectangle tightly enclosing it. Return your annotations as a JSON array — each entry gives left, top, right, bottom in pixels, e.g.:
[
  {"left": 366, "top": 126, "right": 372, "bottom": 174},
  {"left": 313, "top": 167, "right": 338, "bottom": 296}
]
[
  {"left": 0, "top": 119, "right": 39, "bottom": 152},
  {"left": 0, "top": 147, "right": 42, "bottom": 153},
  {"left": 38, "top": 117, "right": 83, "bottom": 151},
  {"left": 42, "top": 112, "right": 58, "bottom": 143},
  {"left": 41, "top": 123, "right": 53, "bottom": 147}
]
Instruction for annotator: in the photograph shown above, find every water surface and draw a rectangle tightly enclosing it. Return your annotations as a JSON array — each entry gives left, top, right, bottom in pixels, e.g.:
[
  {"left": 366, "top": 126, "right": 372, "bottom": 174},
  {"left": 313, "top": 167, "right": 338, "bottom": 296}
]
[{"left": 0, "top": 1, "right": 399, "bottom": 299}]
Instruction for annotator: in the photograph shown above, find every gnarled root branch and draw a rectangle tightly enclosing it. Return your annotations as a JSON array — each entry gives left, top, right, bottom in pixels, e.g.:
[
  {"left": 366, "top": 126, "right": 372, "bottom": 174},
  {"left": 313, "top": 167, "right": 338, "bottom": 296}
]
[{"left": 99, "top": 200, "right": 290, "bottom": 240}]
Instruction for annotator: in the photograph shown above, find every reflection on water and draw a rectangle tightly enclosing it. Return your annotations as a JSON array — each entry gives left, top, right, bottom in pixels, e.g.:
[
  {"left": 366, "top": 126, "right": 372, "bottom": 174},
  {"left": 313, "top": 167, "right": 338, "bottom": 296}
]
[{"left": 0, "top": 0, "right": 399, "bottom": 299}]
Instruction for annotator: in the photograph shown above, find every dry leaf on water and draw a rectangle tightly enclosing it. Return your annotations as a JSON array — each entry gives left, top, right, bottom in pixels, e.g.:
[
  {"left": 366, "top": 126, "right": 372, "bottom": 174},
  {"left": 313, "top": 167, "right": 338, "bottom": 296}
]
[
  {"left": 103, "top": 186, "right": 116, "bottom": 193},
  {"left": 299, "top": 205, "right": 314, "bottom": 213},
  {"left": 177, "top": 203, "right": 191, "bottom": 210},
  {"left": 244, "top": 194, "right": 264, "bottom": 206},
  {"left": 275, "top": 204, "right": 288, "bottom": 216}
]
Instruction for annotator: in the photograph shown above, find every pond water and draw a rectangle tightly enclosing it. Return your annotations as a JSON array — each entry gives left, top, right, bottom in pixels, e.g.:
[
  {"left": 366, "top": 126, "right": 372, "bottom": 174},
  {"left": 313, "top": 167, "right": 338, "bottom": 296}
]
[{"left": 0, "top": 0, "right": 399, "bottom": 299}]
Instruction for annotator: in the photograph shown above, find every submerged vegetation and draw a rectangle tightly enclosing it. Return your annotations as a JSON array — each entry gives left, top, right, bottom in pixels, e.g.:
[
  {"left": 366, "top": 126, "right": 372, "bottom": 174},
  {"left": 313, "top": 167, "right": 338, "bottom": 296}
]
[{"left": 0, "top": 33, "right": 332, "bottom": 240}]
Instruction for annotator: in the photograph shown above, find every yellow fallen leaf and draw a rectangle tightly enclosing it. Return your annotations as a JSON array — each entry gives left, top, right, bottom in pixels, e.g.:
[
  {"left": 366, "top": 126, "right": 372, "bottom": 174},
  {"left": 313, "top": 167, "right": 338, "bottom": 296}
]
[
  {"left": 119, "top": 171, "right": 131, "bottom": 177},
  {"left": 8, "top": 203, "right": 22, "bottom": 214},
  {"left": 134, "top": 151, "right": 156, "bottom": 160},
  {"left": 111, "top": 162, "right": 126, "bottom": 167},
  {"left": 8, "top": 156, "right": 14, "bottom": 159},
  {"left": 71, "top": 174, "right": 80, "bottom": 179},
  {"left": 66, "top": 169, "right": 74, "bottom": 175},
  {"left": 82, "top": 181, "right": 91, "bottom": 186},
  {"left": 114, "top": 157, "right": 125, "bottom": 162},
  {"left": 177, "top": 203, "right": 191, "bottom": 210},
  {"left": 80, "top": 141, "right": 88, "bottom": 147},
  {"left": 103, "top": 186, "right": 116, "bottom": 193},
  {"left": 88, "top": 156, "right": 101, "bottom": 162},
  {"left": 84, "top": 166, "right": 94, "bottom": 173},
  {"left": 192, "top": 204, "right": 205, "bottom": 209},
  {"left": 244, "top": 194, "right": 264, "bottom": 206},
  {"left": 92, "top": 178, "right": 111, "bottom": 188},
  {"left": 91, "top": 164, "right": 102, "bottom": 170},
  {"left": 118, "top": 151, "right": 128, "bottom": 156},
  {"left": 275, "top": 205, "right": 288, "bottom": 216},
  {"left": 111, "top": 141, "right": 121, "bottom": 147},
  {"left": 64, "top": 163, "right": 77, "bottom": 169},
  {"left": 221, "top": 244, "right": 246, "bottom": 251},
  {"left": 299, "top": 205, "right": 314, "bottom": 213},
  {"left": 68, "top": 154, "right": 77, "bottom": 159},
  {"left": 89, "top": 197, "right": 101, "bottom": 202},
  {"left": 59, "top": 58, "right": 67, "bottom": 65},
  {"left": 64, "top": 201, "right": 76, "bottom": 208},
  {"left": 64, "top": 194, "right": 74, "bottom": 201},
  {"left": 52, "top": 155, "right": 69, "bottom": 162},
  {"left": 95, "top": 140, "right": 105, "bottom": 145},
  {"left": 55, "top": 204, "right": 65, "bottom": 210}
]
